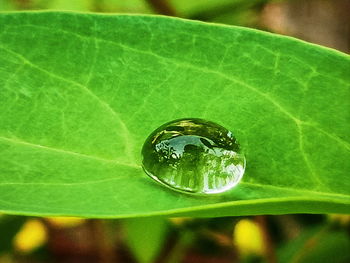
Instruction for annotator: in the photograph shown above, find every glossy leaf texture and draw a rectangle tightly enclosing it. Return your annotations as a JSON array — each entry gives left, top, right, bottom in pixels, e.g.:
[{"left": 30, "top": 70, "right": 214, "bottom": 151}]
[{"left": 0, "top": 12, "right": 349, "bottom": 218}]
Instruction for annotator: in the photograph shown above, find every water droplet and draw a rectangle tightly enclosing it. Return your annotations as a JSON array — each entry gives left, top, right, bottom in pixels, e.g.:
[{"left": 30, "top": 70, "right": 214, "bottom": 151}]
[{"left": 141, "top": 118, "right": 246, "bottom": 195}]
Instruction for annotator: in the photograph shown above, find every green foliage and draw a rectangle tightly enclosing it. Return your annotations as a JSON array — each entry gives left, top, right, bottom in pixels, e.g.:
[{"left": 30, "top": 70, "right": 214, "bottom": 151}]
[
  {"left": 45, "top": 0, "right": 92, "bottom": 11},
  {"left": 123, "top": 217, "right": 169, "bottom": 263},
  {"left": 0, "top": 215, "right": 26, "bottom": 252},
  {"left": 170, "top": 0, "right": 265, "bottom": 25},
  {"left": 0, "top": 12, "right": 349, "bottom": 218},
  {"left": 0, "top": 0, "right": 152, "bottom": 13},
  {"left": 277, "top": 225, "right": 350, "bottom": 263}
]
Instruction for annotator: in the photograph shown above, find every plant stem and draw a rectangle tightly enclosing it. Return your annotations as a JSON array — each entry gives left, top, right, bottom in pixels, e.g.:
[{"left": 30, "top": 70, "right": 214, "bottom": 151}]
[{"left": 288, "top": 225, "right": 330, "bottom": 263}]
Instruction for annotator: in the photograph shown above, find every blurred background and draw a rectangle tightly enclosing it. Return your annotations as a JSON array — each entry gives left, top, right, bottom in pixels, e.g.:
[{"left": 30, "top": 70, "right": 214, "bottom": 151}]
[
  {"left": 1, "top": 214, "right": 350, "bottom": 263},
  {"left": 0, "top": 0, "right": 349, "bottom": 53},
  {"left": 0, "top": 0, "right": 350, "bottom": 262}
]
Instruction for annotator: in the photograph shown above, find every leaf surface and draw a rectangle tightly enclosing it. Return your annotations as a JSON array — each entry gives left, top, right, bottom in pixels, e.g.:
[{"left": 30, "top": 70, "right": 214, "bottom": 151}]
[{"left": 0, "top": 12, "right": 349, "bottom": 217}]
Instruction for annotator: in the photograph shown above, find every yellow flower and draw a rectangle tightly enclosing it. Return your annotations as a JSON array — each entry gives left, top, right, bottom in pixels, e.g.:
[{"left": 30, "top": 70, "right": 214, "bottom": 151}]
[
  {"left": 46, "top": 216, "right": 85, "bottom": 228},
  {"left": 233, "top": 219, "right": 265, "bottom": 257},
  {"left": 328, "top": 214, "right": 350, "bottom": 226},
  {"left": 169, "top": 217, "right": 192, "bottom": 225},
  {"left": 13, "top": 219, "right": 47, "bottom": 253}
]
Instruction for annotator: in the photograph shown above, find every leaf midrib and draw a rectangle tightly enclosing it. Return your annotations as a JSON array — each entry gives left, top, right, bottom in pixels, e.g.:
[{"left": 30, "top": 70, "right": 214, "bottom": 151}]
[
  {"left": 0, "top": 135, "right": 138, "bottom": 168},
  {"left": 0, "top": 133, "right": 347, "bottom": 199}
]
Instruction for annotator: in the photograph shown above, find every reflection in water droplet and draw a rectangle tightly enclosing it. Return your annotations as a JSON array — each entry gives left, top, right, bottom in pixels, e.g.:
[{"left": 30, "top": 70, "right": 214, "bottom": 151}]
[{"left": 141, "top": 118, "right": 246, "bottom": 195}]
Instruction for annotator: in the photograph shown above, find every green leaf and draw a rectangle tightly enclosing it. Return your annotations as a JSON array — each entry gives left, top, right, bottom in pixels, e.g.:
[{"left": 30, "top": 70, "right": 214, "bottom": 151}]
[
  {"left": 45, "top": 0, "right": 92, "bottom": 12},
  {"left": 0, "top": 12, "right": 349, "bottom": 218},
  {"left": 123, "top": 217, "right": 169, "bottom": 263},
  {"left": 278, "top": 225, "right": 350, "bottom": 263},
  {"left": 170, "top": 0, "right": 263, "bottom": 26},
  {"left": 0, "top": 0, "right": 17, "bottom": 11},
  {"left": 169, "top": 0, "right": 249, "bottom": 17},
  {"left": 0, "top": 215, "right": 26, "bottom": 253}
]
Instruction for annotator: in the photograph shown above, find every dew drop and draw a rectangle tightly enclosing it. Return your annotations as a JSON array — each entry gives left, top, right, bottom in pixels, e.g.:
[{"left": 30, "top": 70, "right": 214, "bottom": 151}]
[{"left": 141, "top": 118, "right": 246, "bottom": 195}]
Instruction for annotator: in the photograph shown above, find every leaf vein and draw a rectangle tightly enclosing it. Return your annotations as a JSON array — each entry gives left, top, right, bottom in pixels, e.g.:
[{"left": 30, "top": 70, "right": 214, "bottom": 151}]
[
  {"left": 0, "top": 135, "right": 140, "bottom": 169},
  {"left": 0, "top": 44, "right": 136, "bottom": 161}
]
